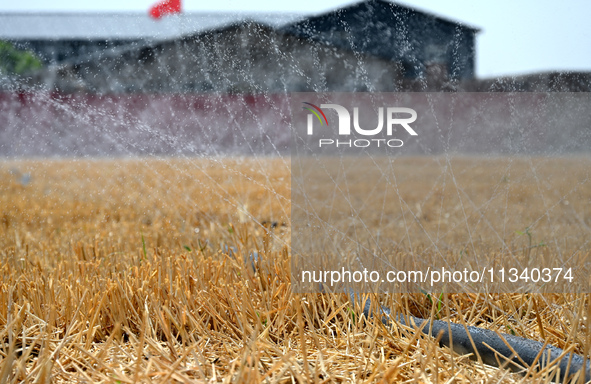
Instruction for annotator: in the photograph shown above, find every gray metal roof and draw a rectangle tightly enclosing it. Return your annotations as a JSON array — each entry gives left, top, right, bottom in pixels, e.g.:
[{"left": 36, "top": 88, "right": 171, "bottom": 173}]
[{"left": 0, "top": 12, "right": 307, "bottom": 41}]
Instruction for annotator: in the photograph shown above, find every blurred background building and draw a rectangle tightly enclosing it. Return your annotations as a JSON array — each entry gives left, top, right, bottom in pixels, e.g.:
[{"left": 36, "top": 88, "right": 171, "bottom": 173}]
[
  {"left": 1, "top": 0, "right": 480, "bottom": 92},
  {"left": 0, "top": 0, "right": 589, "bottom": 156}
]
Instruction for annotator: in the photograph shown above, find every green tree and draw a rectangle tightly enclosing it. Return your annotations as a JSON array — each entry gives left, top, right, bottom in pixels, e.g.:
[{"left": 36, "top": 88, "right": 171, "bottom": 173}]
[{"left": 0, "top": 41, "right": 42, "bottom": 77}]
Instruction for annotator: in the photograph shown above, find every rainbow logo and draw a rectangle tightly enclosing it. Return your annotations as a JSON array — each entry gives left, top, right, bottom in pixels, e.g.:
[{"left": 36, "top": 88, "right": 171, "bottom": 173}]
[{"left": 302, "top": 102, "right": 328, "bottom": 126}]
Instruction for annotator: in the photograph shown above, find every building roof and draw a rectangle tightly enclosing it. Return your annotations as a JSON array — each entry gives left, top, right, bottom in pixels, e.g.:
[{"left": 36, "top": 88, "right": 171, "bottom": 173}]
[
  {"left": 284, "top": 0, "right": 480, "bottom": 34},
  {"left": 384, "top": 0, "right": 480, "bottom": 32},
  {"left": 387, "top": 0, "right": 480, "bottom": 32},
  {"left": 0, "top": 12, "right": 307, "bottom": 41}
]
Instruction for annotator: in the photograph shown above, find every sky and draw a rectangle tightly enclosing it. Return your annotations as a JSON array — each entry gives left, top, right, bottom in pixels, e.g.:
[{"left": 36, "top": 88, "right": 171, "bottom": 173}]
[{"left": 0, "top": 0, "right": 590, "bottom": 78}]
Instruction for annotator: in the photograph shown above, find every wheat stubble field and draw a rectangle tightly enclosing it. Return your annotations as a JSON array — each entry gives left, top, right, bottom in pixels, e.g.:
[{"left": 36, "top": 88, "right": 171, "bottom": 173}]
[{"left": 1, "top": 156, "right": 591, "bottom": 383}]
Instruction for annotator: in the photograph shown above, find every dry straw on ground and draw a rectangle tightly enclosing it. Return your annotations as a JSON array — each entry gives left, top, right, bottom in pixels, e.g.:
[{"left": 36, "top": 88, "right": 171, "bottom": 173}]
[{"left": 1, "top": 157, "right": 590, "bottom": 383}]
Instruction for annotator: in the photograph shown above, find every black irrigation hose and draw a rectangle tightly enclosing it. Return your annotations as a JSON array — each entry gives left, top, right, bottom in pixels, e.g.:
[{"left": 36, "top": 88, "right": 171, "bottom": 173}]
[{"left": 352, "top": 294, "right": 591, "bottom": 383}]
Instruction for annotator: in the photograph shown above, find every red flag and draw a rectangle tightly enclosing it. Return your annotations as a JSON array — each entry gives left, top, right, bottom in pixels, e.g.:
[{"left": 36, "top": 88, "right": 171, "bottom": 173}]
[{"left": 149, "top": 0, "right": 181, "bottom": 19}]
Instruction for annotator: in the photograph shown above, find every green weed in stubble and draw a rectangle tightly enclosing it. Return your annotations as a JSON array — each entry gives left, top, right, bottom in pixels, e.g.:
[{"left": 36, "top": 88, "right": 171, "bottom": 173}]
[
  {"left": 256, "top": 311, "right": 267, "bottom": 327},
  {"left": 141, "top": 231, "right": 147, "bottom": 261},
  {"left": 422, "top": 289, "right": 444, "bottom": 319},
  {"left": 516, "top": 226, "right": 546, "bottom": 259},
  {"left": 506, "top": 325, "right": 516, "bottom": 336},
  {"left": 197, "top": 239, "right": 207, "bottom": 253}
]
